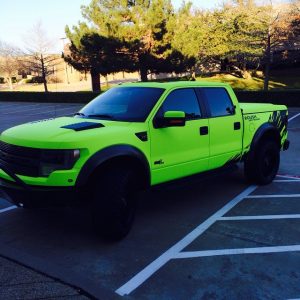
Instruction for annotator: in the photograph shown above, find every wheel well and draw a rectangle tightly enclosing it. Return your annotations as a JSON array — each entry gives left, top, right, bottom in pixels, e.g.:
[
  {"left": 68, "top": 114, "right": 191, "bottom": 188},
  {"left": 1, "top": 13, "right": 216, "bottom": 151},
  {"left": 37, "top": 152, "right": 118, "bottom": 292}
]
[
  {"left": 87, "top": 156, "right": 150, "bottom": 190},
  {"left": 257, "top": 129, "right": 281, "bottom": 148}
]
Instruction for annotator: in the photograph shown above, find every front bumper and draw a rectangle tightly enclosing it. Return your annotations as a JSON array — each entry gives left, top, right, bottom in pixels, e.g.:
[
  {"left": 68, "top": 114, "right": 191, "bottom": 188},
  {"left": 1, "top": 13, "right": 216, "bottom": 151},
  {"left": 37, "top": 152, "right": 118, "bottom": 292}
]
[{"left": 0, "top": 164, "right": 80, "bottom": 208}]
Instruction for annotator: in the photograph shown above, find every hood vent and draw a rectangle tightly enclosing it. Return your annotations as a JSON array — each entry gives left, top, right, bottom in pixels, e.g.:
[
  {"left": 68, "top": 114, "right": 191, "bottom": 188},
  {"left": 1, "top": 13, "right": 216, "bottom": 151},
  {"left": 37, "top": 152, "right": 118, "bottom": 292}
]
[{"left": 61, "top": 122, "right": 104, "bottom": 131}]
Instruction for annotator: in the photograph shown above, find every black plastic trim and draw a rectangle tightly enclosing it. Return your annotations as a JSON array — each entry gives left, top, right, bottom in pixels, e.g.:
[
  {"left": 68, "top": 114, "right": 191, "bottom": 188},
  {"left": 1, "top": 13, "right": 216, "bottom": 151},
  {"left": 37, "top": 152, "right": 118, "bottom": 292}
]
[
  {"left": 200, "top": 126, "right": 209, "bottom": 135},
  {"left": 61, "top": 122, "right": 104, "bottom": 131},
  {"left": 283, "top": 139, "right": 290, "bottom": 151},
  {"left": 0, "top": 162, "right": 29, "bottom": 190},
  {"left": 0, "top": 176, "right": 78, "bottom": 207},
  {"left": 75, "top": 145, "right": 150, "bottom": 187},
  {"left": 248, "top": 123, "right": 280, "bottom": 160},
  {"left": 234, "top": 122, "right": 241, "bottom": 130}
]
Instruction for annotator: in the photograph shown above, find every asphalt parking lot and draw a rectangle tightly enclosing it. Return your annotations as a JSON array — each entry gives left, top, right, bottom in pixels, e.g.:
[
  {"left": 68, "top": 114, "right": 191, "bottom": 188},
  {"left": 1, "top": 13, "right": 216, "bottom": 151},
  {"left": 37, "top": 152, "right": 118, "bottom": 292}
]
[{"left": 0, "top": 102, "right": 300, "bottom": 299}]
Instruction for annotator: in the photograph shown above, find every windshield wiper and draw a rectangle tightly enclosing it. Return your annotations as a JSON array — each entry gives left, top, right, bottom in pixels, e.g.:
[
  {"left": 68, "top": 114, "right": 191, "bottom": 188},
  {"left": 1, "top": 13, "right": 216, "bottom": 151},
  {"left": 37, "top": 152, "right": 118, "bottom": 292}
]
[{"left": 87, "top": 114, "right": 115, "bottom": 120}]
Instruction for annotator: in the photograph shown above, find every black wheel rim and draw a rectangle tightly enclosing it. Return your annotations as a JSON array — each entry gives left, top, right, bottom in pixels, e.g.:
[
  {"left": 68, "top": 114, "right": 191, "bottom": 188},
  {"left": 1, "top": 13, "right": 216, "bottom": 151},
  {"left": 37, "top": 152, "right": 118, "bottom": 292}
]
[
  {"left": 119, "top": 187, "right": 136, "bottom": 228},
  {"left": 262, "top": 149, "right": 278, "bottom": 177}
]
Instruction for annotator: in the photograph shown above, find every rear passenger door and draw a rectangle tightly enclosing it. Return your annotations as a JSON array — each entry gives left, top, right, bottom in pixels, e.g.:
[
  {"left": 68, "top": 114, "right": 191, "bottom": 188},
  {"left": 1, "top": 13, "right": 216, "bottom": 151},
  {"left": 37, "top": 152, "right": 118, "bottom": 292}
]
[{"left": 197, "top": 87, "right": 243, "bottom": 170}]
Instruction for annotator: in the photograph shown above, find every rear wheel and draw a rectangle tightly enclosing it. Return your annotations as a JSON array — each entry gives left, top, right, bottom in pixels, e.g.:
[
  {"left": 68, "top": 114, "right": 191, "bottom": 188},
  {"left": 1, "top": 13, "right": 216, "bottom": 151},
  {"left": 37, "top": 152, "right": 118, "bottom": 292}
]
[
  {"left": 244, "top": 140, "right": 280, "bottom": 185},
  {"left": 91, "top": 167, "right": 138, "bottom": 241}
]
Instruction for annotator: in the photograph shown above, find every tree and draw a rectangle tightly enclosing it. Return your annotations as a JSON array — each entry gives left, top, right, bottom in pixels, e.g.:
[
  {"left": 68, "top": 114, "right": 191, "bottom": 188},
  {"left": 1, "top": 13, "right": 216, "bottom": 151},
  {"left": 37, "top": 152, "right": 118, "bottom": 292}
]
[
  {"left": 169, "top": 3, "right": 232, "bottom": 78},
  {"left": 79, "top": 0, "right": 188, "bottom": 81},
  {"left": 65, "top": 28, "right": 134, "bottom": 91},
  {"left": 23, "top": 22, "right": 60, "bottom": 92},
  {"left": 221, "top": 1, "right": 297, "bottom": 90},
  {"left": 0, "top": 41, "right": 21, "bottom": 90}
]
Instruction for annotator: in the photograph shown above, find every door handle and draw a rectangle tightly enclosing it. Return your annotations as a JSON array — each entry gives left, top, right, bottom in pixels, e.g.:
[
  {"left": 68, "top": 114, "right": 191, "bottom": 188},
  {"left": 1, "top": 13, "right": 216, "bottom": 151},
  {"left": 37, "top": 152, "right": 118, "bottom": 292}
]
[
  {"left": 200, "top": 126, "right": 209, "bottom": 135},
  {"left": 234, "top": 122, "right": 241, "bottom": 130}
]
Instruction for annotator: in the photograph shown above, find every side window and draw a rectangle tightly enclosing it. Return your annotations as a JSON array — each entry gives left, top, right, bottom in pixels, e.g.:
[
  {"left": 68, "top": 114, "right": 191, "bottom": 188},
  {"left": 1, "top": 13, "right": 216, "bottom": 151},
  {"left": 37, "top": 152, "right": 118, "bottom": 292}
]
[
  {"left": 157, "top": 88, "right": 201, "bottom": 120},
  {"left": 202, "top": 88, "right": 234, "bottom": 117}
]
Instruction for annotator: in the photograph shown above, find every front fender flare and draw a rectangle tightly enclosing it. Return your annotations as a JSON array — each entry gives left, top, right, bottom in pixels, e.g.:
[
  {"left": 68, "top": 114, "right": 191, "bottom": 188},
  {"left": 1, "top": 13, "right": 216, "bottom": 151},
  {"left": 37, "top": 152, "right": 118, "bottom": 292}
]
[{"left": 75, "top": 145, "right": 150, "bottom": 187}]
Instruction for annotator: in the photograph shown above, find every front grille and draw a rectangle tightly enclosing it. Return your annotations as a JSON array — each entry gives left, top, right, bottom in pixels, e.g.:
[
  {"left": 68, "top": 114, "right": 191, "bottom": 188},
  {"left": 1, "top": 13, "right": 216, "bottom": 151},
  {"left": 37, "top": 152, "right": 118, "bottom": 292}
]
[{"left": 0, "top": 141, "right": 42, "bottom": 177}]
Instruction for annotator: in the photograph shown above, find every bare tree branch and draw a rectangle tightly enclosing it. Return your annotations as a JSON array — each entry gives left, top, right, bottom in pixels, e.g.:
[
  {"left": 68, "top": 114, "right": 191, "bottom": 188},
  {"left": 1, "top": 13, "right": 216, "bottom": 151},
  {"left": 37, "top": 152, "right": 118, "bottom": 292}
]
[
  {"left": 22, "top": 22, "right": 60, "bottom": 92},
  {"left": 0, "top": 41, "right": 22, "bottom": 90}
]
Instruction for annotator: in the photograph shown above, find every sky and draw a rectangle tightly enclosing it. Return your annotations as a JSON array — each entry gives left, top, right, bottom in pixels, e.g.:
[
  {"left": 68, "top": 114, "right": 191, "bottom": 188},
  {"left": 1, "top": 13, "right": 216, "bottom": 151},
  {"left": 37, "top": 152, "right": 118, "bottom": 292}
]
[{"left": 0, "top": 0, "right": 290, "bottom": 53}]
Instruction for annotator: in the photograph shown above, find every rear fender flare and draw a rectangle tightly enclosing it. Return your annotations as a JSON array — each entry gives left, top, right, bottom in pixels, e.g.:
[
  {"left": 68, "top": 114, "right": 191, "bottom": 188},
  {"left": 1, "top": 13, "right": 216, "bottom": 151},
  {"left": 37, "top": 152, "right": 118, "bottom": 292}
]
[{"left": 247, "top": 123, "right": 280, "bottom": 160}]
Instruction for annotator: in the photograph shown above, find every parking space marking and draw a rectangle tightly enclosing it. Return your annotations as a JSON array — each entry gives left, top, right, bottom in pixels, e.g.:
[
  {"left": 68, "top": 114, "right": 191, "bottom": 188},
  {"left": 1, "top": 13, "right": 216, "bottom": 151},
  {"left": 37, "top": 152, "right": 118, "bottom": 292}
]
[
  {"left": 220, "top": 214, "right": 300, "bottom": 221},
  {"left": 115, "top": 185, "right": 257, "bottom": 296},
  {"left": 288, "top": 112, "right": 300, "bottom": 122},
  {"left": 274, "top": 180, "right": 300, "bottom": 182},
  {"left": 0, "top": 206, "right": 17, "bottom": 214},
  {"left": 174, "top": 245, "right": 300, "bottom": 259},
  {"left": 247, "top": 194, "right": 300, "bottom": 198},
  {"left": 277, "top": 175, "right": 300, "bottom": 180}
]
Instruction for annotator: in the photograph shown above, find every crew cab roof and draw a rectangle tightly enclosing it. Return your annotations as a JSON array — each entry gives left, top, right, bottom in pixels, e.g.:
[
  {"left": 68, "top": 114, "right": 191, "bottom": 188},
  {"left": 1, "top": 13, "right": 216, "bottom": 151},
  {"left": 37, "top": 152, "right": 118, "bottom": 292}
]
[{"left": 120, "top": 81, "right": 230, "bottom": 90}]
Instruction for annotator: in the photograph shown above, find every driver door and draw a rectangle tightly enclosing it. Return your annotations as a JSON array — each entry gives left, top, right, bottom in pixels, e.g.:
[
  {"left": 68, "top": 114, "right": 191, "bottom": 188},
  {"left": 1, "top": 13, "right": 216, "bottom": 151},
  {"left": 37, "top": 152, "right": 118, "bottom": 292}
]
[{"left": 149, "top": 88, "right": 209, "bottom": 185}]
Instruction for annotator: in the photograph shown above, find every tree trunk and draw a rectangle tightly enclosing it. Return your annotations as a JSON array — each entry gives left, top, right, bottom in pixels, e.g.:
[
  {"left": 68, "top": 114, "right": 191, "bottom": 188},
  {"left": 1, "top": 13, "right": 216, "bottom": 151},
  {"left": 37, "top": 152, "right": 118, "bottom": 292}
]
[
  {"left": 264, "top": 31, "right": 271, "bottom": 92},
  {"left": 220, "top": 58, "right": 229, "bottom": 72},
  {"left": 6, "top": 77, "right": 13, "bottom": 90},
  {"left": 264, "top": 62, "right": 270, "bottom": 91},
  {"left": 91, "top": 69, "right": 101, "bottom": 92},
  {"left": 190, "top": 65, "right": 196, "bottom": 81},
  {"left": 140, "top": 66, "right": 148, "bottom": 82},
  {"left": 41, "top": 54, "right": 48, "bottom": 92}
]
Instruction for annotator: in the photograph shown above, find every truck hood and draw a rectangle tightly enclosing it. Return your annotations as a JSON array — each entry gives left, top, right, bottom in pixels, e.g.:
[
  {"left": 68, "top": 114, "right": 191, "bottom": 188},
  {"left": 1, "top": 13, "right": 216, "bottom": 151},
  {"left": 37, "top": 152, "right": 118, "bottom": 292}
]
[
  {"left": 0, "top": 117, "right": 133, "bottom": 149},
  {"left": 240, "top": 103, "right": 287, "bottom": 114}
]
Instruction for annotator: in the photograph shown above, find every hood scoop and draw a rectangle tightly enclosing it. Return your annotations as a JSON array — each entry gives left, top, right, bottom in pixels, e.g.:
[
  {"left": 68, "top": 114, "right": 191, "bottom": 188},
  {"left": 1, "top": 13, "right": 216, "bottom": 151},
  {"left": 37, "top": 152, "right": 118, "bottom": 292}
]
[{"left": 61, "top": 122, "right": 104, "bottom": 131}]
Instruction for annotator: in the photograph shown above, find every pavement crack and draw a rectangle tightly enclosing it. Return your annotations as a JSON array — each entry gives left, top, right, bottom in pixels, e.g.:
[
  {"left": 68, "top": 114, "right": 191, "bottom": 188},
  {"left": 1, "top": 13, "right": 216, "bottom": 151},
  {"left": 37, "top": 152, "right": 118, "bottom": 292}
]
[
  {"left": 0, "top": 280, "right": 54, "bottom": 288},
  {"left": 33, "top": 294, "right": 88, "bottom": 300},
  {"left": 212, "top": 229, "right": 274, "bottom": 247}
]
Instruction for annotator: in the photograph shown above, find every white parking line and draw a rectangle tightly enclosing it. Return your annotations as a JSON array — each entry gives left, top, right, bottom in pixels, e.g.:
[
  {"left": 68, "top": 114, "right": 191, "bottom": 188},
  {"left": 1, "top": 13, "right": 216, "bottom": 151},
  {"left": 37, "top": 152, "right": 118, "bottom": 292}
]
[
  {"left": 0, "top": 206, "right": 17, "bottom": 213},
  {"left": 274, "top": 180, "right": 300, "bottom": 182},
  {"left": 277, "top": 175, "right": 300, "bottom": 180},
  {"left": 288, "top": 112, "right": 300, "bottom": 122},
  {"left": 247, "top": 194, "right": 300, "bottom": 198},
  {"left": 220, "top": 214, "right": 300, "bottom": 221},
  {"left": 115, "top": 185, "right": 257, "bottom": 296},
  {"left": 174, "top": 245, "right": 300, "bottom": 259}
]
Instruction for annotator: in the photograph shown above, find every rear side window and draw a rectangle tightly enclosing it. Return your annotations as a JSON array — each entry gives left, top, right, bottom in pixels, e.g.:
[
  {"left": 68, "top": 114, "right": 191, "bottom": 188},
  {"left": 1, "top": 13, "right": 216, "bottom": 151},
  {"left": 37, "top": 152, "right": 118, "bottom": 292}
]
[
  {"left": 202, "top": 88, "right": 234, "bottom": 117},
  {"left": 157, "top": 88, "right": 201, "bottom": 120}
]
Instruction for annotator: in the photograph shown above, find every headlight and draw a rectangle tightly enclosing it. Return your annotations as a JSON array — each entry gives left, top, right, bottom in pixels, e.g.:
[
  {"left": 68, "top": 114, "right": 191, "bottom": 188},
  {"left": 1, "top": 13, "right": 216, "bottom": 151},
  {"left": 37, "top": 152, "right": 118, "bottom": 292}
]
[{"left": 39, "top": 149, "right": 80, "bottom": 177}]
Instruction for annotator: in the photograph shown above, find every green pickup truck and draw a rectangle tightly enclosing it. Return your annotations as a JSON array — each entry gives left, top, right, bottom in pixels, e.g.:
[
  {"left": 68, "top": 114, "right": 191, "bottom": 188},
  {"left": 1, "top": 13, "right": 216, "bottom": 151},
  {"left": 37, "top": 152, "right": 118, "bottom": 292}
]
[{"left": 0, "top": 81, "right": 289, "bottom": 239}]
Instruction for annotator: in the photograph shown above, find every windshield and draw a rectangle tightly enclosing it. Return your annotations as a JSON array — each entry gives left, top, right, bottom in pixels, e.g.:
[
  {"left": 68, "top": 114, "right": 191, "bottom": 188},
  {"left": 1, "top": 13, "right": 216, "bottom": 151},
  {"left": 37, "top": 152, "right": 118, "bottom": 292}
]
[{"left": 77, "top": 87, "right": 165, "bottom": 122}]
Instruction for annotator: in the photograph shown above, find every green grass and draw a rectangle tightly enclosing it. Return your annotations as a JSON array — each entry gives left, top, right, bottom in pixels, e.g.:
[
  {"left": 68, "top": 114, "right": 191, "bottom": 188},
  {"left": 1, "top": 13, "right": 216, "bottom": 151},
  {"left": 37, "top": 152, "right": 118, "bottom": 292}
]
[
  {"left": 195, "top": 68, "right": 300, "bottom": 90},
  {"left": 151, "top": 68, "right": 300, "bottom": 90}
]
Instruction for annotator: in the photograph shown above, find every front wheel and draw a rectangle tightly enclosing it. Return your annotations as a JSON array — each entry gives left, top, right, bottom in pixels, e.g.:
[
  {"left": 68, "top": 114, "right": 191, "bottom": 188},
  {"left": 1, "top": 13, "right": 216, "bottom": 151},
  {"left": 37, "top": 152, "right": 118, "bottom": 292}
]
[
  {"left": 244, "top": 140, "right": 280, "bottom": 185},
  {"left": 91, "top": 167, "right": 138, "bottom": 241}
]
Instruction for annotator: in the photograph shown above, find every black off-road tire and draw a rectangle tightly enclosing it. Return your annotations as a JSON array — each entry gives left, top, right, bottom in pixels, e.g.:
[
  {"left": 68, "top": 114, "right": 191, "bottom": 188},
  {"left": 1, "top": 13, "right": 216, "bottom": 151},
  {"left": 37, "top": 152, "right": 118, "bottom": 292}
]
[
  {"left": 91, "top": 167, "right": 138, "bottom": 241},
  {"left": 244, "top": 140, "right": 280, "bottom": 185}
]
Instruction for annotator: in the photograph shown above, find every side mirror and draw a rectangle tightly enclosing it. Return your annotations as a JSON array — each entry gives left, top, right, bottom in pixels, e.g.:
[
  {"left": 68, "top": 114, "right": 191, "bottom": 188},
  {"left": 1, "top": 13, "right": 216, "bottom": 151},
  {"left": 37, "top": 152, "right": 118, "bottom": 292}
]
[
  {"left": 226, "top": 105, "right": 236, "bottom": 114},
  {"left": 154, "top": 110, "right": 186, "bottom": 128}
]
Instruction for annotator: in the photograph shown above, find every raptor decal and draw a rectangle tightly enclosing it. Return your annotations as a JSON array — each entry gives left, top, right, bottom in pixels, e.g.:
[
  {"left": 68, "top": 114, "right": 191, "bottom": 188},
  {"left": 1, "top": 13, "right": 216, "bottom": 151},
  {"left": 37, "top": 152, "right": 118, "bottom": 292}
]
[{"left": 268, "top": 110, "right": 288, "bottom": 138}]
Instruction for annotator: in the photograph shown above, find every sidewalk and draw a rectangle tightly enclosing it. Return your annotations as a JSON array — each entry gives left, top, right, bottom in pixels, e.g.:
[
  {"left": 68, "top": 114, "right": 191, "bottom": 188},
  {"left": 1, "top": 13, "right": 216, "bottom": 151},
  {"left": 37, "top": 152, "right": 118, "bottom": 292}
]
[{"left": 0, "top": 255, "right": 91, "bottom": 300}]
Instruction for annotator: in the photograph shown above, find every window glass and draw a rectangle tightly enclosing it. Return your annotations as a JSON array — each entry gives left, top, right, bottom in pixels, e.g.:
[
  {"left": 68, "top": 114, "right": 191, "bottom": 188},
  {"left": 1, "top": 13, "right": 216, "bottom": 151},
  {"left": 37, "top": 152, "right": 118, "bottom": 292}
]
[
  {"left": 202, "top": 88, "right": 234, "bottom": 117},
  {"left": 157, "top": 88, "right": 201, "bottom": 120},
  {"left": 79, "top": 87, "right": 164, "bottom": 122}
]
